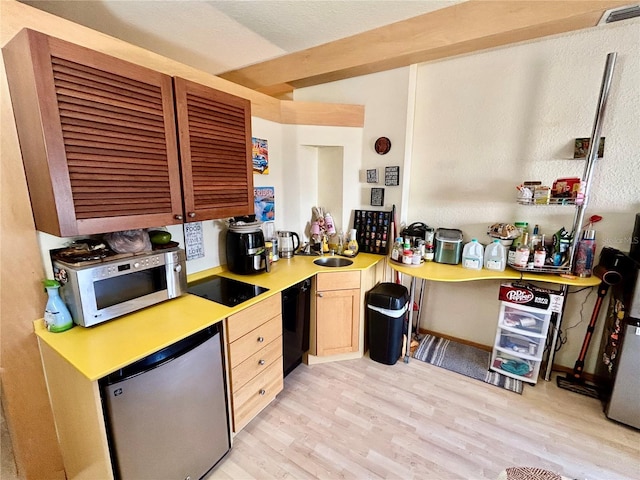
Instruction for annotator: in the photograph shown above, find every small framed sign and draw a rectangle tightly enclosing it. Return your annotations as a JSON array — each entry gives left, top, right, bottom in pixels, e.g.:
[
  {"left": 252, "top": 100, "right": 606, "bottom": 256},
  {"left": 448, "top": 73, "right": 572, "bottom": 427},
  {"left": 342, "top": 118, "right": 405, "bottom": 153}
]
[
  {"left": 385, "top": 166, "right": 400, "bottom": 186},
  {"left": 366, "top": 169, "right": 378, "bottom": 183},
  {"left": 370, "top": 187, "right": 385, "bottom": 207}
]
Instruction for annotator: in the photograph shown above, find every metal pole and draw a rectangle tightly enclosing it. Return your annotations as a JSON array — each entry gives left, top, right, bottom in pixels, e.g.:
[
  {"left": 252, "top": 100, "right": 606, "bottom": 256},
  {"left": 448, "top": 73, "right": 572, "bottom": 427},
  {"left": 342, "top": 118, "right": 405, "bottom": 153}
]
[
  {"left": 404, "top": 277, "right": 416, "bottom": 363},
  {"left": 568, "top": 52, "right": 617, "bottom": 268}
]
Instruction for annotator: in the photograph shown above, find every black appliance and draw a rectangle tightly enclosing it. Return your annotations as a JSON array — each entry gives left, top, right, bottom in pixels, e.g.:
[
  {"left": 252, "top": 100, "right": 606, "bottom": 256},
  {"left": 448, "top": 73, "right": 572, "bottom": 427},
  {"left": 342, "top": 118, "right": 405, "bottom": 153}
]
[
  {"left": 100, "top": 324, "right": 230, "bottom": 479},
  {"left": 281, "top": 279, "right": 311, "bottom": 377},
  {"left": 226, "top": 220, "right": 270, "bottom": 275},
  {"left": 188, "top": 276, "right": 268, "bottom": 307}
]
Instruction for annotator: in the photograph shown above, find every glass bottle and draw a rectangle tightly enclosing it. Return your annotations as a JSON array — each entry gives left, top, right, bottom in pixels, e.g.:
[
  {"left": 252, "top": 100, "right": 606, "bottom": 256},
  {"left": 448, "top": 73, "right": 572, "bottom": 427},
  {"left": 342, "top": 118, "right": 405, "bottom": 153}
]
[
  {"left": 391, "top": 237, "right": 403, "bottom": 262},
  {"left": 533, "top": 234, "right": 546, "bottom": 267},
  {"left": 43, "top": 279, "right": 73, "bottom": 333},
  {"left": 514, "top": 232, "right": 530, "bottom": 268}
]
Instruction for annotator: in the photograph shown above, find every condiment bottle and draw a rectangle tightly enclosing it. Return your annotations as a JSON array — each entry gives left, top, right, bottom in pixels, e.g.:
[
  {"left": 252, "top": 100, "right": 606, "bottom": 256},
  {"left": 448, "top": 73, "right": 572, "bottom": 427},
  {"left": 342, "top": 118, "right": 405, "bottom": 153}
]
[
  {"left": 533, "top": 234, "right": 546, "bottom": 267},
  {"left": 391, "top": 237, "right": 403, "bottom": 262},
  {"left": 424, "top": 229, "right": 435, "bottom": 261},
  {"left": 514, "top": 232, "right": 530, "bottom": 268}
]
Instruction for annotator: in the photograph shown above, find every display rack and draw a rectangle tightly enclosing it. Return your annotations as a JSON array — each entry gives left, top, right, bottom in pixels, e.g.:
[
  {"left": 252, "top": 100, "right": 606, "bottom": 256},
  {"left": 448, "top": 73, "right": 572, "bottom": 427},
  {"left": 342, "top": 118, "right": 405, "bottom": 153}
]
[
  {"left": 508, "top": 52, "right": 617, "bottom": 279},
  {"left": 352, "top": 209, "right": 392, "bottom": 255}
]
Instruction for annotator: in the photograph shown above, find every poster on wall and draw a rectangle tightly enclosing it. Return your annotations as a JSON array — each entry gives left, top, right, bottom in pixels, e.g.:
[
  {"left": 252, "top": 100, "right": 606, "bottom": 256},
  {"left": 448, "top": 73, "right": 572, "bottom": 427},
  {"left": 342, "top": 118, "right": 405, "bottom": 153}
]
[
  {"left": 252, "top": 137, "right": 269, "bottom": 174},
  {"left": 385, "top": 166, "right": 400, "bottom": 186},
  {"left": 183, "top": 221, "right": 204, "bottom": 260},
  {"left": 254, "top": 186, "right": 275, "bottom": 221},
  {"left": 370, "top": 187, "right": 385, "bottom": 207},
  {"left": 366, "top": 169, "right": 379, "bottom": 183}
]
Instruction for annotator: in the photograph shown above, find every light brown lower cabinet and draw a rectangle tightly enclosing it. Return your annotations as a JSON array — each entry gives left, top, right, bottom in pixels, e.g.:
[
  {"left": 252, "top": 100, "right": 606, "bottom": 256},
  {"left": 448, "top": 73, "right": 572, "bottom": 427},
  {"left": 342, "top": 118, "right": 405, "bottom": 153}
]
[
  {"left": 313, "top": 271, "right": 361, "bottom": 356},
  {"left": 225, "top": 293, "right": 283, "bottom": 432}
]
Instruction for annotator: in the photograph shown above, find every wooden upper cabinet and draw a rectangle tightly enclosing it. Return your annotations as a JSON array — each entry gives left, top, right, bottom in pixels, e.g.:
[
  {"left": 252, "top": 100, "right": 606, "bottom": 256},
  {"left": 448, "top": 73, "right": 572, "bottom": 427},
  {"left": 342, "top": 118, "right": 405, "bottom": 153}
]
[
  {"left": 3, "top": 29, "right": 184, "bottom": 237},
  {"left": 173, "top": 77, "right": 254, "bottom": 221}
]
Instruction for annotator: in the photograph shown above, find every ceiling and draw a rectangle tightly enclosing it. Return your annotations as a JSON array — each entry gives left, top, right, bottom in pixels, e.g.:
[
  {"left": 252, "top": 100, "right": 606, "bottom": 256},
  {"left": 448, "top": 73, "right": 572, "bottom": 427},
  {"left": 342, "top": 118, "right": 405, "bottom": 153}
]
[
  {"left": 19, "top": 1, "right": 637, "bottom": 97},
  {"left": 20, "top": 1, "right": 459, "bottom": 74}
]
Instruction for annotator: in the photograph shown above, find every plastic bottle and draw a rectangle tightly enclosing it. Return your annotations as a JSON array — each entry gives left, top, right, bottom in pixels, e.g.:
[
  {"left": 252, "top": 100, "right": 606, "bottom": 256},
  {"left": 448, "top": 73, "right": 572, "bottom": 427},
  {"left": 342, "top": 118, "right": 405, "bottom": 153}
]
[
  {"left": 345, "top": 229, "right": 359, "bottom": 256},
  {"left": 462, "top": 238, "right": 484, "bottom": 270},
  {"left": 43, "top": 279, "right": 73, "bottom": 333},
  {"left": 324, "top": 213, "right": 336, "bottom": 235},
  {"left": 484, "top": 239, "right": 506, "bottom": 271},
  {"left": 530, "top": 224, "right": 541, "bottom": 249},
  {"left": 424, "top": 229, "right": 435, "bottom": 261},
  {"left": 574, "top": 229, "right": 596, "bottom": 277}
]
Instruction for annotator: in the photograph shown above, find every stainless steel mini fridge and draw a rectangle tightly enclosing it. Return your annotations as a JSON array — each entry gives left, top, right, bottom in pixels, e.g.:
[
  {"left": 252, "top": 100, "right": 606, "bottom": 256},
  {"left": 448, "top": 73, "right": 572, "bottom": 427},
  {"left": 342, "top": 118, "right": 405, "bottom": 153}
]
[
  {"left": 100, "top": 324, "right": 230, "bottom": 479},
  {"left": 605, "top": 319, "right": 640, "bottom": 429}
]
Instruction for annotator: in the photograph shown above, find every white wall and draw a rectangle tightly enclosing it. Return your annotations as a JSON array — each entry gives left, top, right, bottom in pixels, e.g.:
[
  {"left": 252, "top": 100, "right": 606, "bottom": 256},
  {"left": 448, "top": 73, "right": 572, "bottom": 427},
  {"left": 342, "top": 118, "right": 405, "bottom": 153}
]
[
  {"left": 296, "top": 19, "right": 640, "bottom": 373},
  {"left": 294, "top": 67, "right": 412, "bottom": 224},
  {"left": 283, "top": 125, "right": 364, "bottom": 240}
]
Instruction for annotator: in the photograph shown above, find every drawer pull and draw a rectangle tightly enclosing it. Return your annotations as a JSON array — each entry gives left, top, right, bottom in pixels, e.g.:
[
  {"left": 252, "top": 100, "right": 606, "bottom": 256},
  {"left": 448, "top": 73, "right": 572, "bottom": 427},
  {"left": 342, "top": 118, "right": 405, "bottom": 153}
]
[
  {"left": 318, "top": 293, "right": 324, "bottom": 297},
  {"left": 257, "top": 336, "right": 264, "bottom": 343},
  {"left": 258, "top": 359, "right": 266, "bottom": 365},
  {"left": 259, "top": 389, "right": 266, "bottom": 396}
]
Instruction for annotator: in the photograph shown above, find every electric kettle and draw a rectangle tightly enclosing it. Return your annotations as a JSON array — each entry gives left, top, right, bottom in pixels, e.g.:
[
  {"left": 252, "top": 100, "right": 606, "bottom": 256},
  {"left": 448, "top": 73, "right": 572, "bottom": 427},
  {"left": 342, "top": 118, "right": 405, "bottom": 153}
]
[{"left": 277, "top": 231, "right": 300, "bottom": 259}]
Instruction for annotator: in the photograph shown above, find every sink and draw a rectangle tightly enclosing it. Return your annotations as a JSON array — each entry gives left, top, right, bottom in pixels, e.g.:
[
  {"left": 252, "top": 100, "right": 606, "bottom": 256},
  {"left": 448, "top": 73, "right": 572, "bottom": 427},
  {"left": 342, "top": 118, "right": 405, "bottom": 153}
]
[{"left": 313, "top": 256, "right": 354, "bottom": 268}]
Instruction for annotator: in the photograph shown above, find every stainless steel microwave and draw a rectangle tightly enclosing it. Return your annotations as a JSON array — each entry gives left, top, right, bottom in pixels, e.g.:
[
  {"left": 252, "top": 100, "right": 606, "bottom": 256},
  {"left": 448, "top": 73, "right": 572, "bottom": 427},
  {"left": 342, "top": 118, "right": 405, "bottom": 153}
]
[{"left": 53, "top": 249, "right": 187, "bottom": 327}]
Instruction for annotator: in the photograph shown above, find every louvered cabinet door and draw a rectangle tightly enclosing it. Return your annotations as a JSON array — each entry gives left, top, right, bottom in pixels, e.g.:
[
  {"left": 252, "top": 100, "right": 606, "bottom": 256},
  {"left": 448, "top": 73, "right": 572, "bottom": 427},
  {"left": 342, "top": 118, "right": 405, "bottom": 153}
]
[
  {"left": 174, "top": 77, "right": 254, "bottom": 221},
  {"left": 3, "top": 29, "right": 184, "bottom": 237}
]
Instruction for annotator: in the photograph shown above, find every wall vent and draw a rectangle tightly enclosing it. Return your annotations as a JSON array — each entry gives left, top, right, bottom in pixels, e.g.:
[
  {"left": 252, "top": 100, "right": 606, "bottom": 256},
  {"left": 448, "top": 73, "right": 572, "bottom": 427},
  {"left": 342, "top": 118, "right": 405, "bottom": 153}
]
[{"left": 598, "top": 4, "right": 640, "bottom": 24}]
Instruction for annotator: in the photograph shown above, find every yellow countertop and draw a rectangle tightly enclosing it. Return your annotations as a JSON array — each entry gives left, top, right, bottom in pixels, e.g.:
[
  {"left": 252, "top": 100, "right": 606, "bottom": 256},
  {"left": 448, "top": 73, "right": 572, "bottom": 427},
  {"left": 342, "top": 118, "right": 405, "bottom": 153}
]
[
  {"left": 34, "top": 253, "right": 384, "bottom": 381},
  {"left": 388, "top": 260, "right": 602, "bottom": 287}
]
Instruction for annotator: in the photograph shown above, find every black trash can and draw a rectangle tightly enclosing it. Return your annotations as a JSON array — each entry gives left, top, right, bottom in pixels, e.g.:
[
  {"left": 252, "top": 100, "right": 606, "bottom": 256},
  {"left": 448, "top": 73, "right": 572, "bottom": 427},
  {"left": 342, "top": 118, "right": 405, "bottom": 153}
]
[{"left": 366, "top": 282, "right": 410, "bottom": 365}]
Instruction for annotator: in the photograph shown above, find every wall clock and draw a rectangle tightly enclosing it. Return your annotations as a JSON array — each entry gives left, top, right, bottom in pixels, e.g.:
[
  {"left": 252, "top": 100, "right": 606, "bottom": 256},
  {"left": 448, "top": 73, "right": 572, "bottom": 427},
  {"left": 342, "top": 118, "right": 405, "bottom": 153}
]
[{"left": 374, "top": 137, "right": 391, "bottom": 155}]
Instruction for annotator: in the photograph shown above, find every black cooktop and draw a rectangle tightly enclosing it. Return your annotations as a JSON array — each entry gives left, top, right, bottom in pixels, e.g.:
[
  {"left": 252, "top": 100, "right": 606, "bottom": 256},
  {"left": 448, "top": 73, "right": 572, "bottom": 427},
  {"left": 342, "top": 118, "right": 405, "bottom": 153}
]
[{"left": 187, "top": 275, "right": 269, "bottom": 307}]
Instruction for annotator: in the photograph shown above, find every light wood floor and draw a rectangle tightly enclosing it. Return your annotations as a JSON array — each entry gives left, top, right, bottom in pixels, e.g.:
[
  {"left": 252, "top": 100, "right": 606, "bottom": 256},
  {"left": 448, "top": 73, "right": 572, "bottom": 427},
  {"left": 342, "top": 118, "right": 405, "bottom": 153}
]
[{"left": 208, "top": 357, "right": 640, "bottom": 480}]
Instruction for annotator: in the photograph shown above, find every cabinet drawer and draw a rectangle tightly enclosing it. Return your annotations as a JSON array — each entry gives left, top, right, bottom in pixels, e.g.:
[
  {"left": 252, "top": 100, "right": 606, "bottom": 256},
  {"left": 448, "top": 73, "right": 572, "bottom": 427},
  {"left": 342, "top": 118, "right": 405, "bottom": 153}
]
[
  {"left": 232, "top": 358, "right": 283, "bottom": 432},
  {"left": 496, "top": 329, "right": 544, "bottom": 360},
  {"left": 227, "top": 293, "right": 281, "bottom": 343},
  {"left": 228, "top": 315, "right": 282, "bottom": 368},
  {"left": 231, "top": 336, "right": 282, "bottom": 391},
  {"left": 316, "top": 271, "right": 360, "bottom": 291}
]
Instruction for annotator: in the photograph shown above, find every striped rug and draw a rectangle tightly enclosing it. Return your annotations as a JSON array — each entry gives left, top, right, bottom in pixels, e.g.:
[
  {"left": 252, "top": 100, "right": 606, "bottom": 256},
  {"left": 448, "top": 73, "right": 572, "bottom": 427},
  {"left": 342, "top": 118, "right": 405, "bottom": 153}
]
[{"left": 412, "top": 334, "right": 524, "bottom": 394}]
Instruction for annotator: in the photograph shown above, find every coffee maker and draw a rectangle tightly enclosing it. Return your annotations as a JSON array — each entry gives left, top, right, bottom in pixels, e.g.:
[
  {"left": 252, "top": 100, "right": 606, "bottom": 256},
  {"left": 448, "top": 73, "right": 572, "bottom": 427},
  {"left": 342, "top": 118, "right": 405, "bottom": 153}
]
[{"left": 226, "top": 221, "right": 270, "bottom": 275}]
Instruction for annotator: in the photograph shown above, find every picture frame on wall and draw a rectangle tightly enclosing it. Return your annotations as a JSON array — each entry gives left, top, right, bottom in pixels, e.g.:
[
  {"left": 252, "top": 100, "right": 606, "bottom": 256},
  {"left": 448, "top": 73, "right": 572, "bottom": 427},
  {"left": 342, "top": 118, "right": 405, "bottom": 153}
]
[
  {"left": 366, "top": 169, "right": 378, "bottom": 183},
  {"left": 385, "top": 166, "right": 400, "bottom": 186},
  {"left": 370, "top": 187, "right": 384, "bottom": 207},
  {"left": 251, "top": 137, "right": 269, "bottom": 174}
]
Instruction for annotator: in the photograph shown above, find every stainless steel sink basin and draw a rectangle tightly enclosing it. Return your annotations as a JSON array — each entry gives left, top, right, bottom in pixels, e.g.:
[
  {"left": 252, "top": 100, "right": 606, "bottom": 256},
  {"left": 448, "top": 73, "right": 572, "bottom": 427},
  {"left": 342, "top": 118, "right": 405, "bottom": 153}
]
[{"left": 313, "top": 256, "right": 354, "bottom": 267}]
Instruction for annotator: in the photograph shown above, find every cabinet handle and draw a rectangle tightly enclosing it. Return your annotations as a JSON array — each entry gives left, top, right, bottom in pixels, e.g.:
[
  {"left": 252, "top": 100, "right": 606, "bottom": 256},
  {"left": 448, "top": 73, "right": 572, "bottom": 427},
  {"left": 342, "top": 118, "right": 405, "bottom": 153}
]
[
  {"left": 318, "top": 293, "right": 324, "bottom": 297},
  {"left": 259, "top": 389, "right": 266, "bottom": 396},
  {"left": 258, "top": 359, "right": 266, "bottom": 365},
  {"left": 188, "top": 212, "right": 196, "bottom": 218},
  {"left": 257, "top": 336, "right": 264, "bottom": 343},
  {"left": 174, "top": 214, "right": 183, "bottom": 220}
]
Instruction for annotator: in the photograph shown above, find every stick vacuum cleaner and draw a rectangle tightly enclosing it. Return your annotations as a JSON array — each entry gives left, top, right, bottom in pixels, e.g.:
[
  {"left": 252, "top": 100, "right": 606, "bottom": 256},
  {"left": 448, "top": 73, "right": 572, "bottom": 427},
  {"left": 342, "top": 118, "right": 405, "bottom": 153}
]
[{"left": 556, "top": 249, "right": 625, "bottom": 398}]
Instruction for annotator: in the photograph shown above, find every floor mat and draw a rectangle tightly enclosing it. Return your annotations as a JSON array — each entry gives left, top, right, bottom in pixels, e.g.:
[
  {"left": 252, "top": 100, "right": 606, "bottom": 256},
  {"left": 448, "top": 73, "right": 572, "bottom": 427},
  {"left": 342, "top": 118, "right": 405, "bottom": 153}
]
[{"left": 412, "top": 334, "right": 524, "bottom": 394}]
